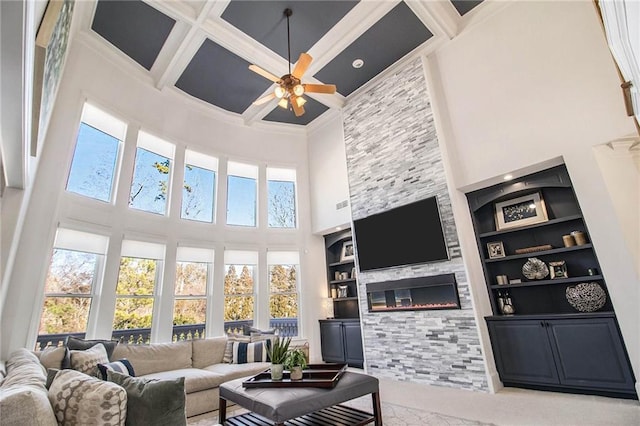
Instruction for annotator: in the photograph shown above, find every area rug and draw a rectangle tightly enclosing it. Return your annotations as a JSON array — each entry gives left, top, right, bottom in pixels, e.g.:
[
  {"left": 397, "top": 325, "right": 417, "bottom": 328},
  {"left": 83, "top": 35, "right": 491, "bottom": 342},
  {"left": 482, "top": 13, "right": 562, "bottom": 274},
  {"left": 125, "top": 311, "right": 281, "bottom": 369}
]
[{"left": 188, "top": 400, "right": 496, "bottom": 426}]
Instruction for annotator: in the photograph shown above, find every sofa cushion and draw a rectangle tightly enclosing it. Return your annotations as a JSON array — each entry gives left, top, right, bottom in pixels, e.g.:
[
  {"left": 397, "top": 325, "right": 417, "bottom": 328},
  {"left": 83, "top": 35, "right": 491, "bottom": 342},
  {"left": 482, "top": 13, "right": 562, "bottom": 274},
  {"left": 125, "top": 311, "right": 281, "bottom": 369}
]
[
  {"left": 35, "top": 346, "right": 67, "bottom": 371},
  {"left": 203, "top": 361, "right": 270, "bottom": 382},
  {"left": 48, "top": 369, "right": 127, "bottom": 426},
  {"left": 107, "top": 370, "right": 186, "bottom": 426},
  {"left": 1, "top": 349, "right": 56, "bottom": 426},
  {"left": 140, "top": 368, "right": 225, "bottom": 394},
  {"left": 111, "top": 340, "right": 192, "bottom": 376},
  {"left": 69, "top": 343, "right": 109, "bottom": 378},
  {"left": 232, "top": 341, "right": 268, "bottom": 364},
  {"left": 98, "top": 359, "right": 135, "bottom": 380},
  {"left": 192, "top": 337, "right": 227, "bottom": 368}
]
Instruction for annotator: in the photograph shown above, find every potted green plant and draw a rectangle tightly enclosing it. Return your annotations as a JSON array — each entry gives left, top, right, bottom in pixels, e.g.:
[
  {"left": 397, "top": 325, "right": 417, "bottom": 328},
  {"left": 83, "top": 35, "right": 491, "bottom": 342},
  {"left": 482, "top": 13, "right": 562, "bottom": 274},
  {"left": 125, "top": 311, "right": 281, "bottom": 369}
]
[
  {"left": 266, "top": 336, "right": 291, "bottom": 380},
  {"left": 284, "top": 348, "right": 308, "bottom": 380}
]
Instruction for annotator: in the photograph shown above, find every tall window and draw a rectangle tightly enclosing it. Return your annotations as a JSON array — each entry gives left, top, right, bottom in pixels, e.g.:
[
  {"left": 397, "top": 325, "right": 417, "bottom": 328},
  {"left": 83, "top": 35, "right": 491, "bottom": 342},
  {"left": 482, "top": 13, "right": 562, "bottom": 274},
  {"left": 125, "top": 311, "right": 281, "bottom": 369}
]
[
  {"left": 268, "top": 251, "right": 300, "bottom": 336},
  {"left": 226, "top": 161, "right": 257, "bottom": 227},
  {"left": 267, "top": 167, "right": 297, "bottom": 228},
  {"left": 129, "top": 132, "right": 175, "bottom": 215},
  {"left": 38, "top": 229, "right": 108, "bottom": 336},
  {"left": 113, "top": 240, "right": 164, "bottom": 331},
  {"left": 66, "top": 104, "right": 125, "bottom": 202},
  {"left": 182, "top": 150, "right": 217, "bottom": 223},
  {"left": 223, "top": 250, "right": 257, "bottom": 331},
  {"left": 173, "top": 247, "right": 214, "bottom": 332}
]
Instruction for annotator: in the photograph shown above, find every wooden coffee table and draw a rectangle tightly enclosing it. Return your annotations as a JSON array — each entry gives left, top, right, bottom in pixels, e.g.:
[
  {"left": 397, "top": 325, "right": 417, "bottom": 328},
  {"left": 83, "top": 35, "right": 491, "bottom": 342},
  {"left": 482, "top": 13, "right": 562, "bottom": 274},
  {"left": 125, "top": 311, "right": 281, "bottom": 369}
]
[{"left": 218, "top": 371, "right": 382, "bottom": 426}]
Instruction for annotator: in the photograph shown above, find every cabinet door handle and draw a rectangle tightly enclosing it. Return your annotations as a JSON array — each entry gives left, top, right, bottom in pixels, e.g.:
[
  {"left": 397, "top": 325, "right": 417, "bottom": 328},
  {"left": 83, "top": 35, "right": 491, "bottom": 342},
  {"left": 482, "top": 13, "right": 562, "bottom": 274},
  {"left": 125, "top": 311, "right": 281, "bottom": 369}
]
[{"left": 540, "top": 321, "right": 545, "bottom": 327}]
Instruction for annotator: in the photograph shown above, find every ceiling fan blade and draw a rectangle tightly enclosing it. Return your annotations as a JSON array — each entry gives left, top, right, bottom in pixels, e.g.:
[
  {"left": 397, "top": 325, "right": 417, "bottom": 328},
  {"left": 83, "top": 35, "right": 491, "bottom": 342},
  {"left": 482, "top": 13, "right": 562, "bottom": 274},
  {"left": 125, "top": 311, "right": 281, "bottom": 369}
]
[
  {"left": 253, "top": 92, "right": 276, "bottom": 106},
  {"left": 249, "top": 64, "right": 281, "bottom": 83},
  {"left": 291, "top": 95, "right": 305, "bottom": 117},
  {"left": 292, "top": 53, "right": 312, "bottom": 79},
  {"left": 303, "top": 83, "right": 336, "bottom": 94}
]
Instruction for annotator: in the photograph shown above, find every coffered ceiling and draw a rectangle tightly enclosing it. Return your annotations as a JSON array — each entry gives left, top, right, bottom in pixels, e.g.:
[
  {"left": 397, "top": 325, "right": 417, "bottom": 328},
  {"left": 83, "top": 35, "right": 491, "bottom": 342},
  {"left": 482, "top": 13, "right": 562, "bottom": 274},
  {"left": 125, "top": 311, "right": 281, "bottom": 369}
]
[{"left": 74, "top": 0, "right": 486, "bottom": 127}]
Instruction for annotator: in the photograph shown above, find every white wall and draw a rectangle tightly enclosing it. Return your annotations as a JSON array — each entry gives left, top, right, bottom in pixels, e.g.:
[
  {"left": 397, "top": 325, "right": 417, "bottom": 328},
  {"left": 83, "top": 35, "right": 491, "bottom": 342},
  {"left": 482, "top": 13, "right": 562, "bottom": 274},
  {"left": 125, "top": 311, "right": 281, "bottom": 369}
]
[
  {"left": 429, "top": 0, "right": 640, "bottom": 391},
  {"left": 307, "top": 113, "right": 352, "bottom": 234},
  {"left": 1, "top": 37, "right": 327, "bottom": 359}
]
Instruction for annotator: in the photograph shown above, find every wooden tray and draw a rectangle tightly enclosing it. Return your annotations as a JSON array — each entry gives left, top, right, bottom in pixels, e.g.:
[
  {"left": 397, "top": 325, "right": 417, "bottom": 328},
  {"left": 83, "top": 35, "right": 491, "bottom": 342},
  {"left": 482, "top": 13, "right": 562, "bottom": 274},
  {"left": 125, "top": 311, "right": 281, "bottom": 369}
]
[{"left": 242, "top": 363, "right": 347, "bottom": 388}]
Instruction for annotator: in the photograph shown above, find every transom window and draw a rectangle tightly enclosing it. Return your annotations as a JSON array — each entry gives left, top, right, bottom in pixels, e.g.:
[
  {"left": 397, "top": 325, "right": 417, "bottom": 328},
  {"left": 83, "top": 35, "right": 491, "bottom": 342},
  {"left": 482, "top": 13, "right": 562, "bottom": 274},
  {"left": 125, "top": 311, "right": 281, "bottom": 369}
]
[
  {"left": 182, "top": 150, "right": 217, "bottom": 223},
  {"left": 66, "top": 104, "right": 125, "bottom": 202},
  {"left": 129, "top": 132, "right": 175, "bottom": 215},
  {"left": 267, "top": 167, "right": 297, "bottom": 228},
  {"left": 38, "top": 229, "right": 108, "bottom": 336},
  {"left": 226, "top": 161, "right": 257, "bottom": 227}
]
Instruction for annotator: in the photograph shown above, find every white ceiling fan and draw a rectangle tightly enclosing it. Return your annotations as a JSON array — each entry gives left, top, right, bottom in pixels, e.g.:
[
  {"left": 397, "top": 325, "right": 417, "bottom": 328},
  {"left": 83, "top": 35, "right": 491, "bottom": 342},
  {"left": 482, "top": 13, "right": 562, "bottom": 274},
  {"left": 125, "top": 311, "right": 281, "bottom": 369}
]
[{"left": 249, "top": 8, "right": 336, "bottom": 117}]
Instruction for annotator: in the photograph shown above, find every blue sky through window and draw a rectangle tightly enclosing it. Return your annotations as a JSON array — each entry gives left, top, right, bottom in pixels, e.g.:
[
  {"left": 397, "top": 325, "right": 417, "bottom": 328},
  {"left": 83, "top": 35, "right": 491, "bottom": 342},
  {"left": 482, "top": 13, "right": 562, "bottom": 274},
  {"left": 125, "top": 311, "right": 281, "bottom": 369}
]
[
  {"left": 66, "top": 123, "right": 119, "bottom": 202},
  {"left": 268, "top": 180, "right": 296, "bottom": 228},
  {"left": 226, "top": 175, "right": 256, "bottom": 226},
  {"left": 129, "top": 148, "right": 170, "bottom": 215},
  {"left": 182, "top": 165, "right": 215, "bottom": 222}
]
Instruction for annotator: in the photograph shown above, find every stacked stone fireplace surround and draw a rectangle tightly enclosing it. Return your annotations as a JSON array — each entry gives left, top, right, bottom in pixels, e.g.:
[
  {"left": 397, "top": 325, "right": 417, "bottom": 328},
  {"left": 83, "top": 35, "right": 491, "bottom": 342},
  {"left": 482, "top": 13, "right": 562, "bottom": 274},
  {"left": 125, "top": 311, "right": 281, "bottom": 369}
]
[{"left": 342, "top": 57, "right": 488, "bottom": 391}]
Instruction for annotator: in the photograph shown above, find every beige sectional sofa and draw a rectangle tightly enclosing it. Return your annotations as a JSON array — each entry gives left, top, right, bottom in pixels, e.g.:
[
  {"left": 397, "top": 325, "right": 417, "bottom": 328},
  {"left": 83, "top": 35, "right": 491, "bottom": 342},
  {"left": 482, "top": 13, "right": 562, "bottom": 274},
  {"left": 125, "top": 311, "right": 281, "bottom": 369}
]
[
  {"left": 0, "top": 336, "right": 272, "bottom": 425},
  {"left": 111, "top": 336, "right": 269, "bottom": 417}
]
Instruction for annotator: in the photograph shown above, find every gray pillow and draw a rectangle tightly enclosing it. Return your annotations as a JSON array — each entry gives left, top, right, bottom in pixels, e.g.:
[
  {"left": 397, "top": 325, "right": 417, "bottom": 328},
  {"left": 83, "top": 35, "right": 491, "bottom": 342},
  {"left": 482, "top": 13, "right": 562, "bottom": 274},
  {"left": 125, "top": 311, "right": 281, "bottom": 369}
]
[
  {"left": 65, "top": 336, "right": 118, "bottom": 359},
  {"left": 107, "top": 370, "right": 186, "bottom": 426}
]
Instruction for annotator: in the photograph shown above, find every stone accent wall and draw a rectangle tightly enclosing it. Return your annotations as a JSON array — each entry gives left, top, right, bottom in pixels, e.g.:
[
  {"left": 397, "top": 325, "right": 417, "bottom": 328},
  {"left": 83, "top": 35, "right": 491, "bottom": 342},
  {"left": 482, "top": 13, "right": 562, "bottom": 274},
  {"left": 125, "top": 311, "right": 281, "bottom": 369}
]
[{"left": 343, "top": 57, "right": 488, "bottom": 391}]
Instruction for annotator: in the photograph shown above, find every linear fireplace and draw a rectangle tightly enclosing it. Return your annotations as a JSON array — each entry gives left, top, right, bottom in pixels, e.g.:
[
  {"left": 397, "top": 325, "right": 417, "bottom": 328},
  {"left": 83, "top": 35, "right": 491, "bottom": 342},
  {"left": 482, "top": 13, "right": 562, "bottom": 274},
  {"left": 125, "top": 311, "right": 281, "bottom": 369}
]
[{"left": 366, "top": 274, "right": 461, "bottom": 312}]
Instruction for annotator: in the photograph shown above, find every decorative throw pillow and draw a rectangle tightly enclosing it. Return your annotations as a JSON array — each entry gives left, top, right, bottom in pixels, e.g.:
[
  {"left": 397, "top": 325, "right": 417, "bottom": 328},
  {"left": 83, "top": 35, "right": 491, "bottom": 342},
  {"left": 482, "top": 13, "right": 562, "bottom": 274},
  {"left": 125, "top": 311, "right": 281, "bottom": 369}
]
[
  {"left": 65, "top": 336, "right": 119, "bottom": 359},
  {"left": 232, "top": 340, "right": 268, "bottom": 364},
  {"left": 48, "top": 369, "right": 127, "bottom": 426},
  {"left": 69, "top": 343, "right": 109, "bottom": 378},
  {"left": 223, "top": 333, "right": 251, "bottom": 363},
  {"left": 107, "top": 370, "right": 186, "bottom": 426},
  {"left": 98, "top": 359, "right": 135, "bottom": 380},
  {"left": 242, "top": 325, "right": 278, "bottom": 336}
]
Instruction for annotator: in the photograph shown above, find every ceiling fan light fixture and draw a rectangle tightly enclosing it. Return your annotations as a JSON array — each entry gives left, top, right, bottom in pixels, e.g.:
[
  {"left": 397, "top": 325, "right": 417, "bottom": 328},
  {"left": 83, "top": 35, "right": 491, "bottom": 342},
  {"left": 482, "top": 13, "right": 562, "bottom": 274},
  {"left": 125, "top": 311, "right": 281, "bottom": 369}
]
[
  {"left": 274, "top": 86, "right": 286, "bottom": 98},
  {"left": 278, "top": 98, "right": 289, "bottom": 109},
  {"left": 295, "top": 96, "right": 306, "bottom": 107},
  {"left": 293, "top": 84, "right": 304, "bottom": 96}
]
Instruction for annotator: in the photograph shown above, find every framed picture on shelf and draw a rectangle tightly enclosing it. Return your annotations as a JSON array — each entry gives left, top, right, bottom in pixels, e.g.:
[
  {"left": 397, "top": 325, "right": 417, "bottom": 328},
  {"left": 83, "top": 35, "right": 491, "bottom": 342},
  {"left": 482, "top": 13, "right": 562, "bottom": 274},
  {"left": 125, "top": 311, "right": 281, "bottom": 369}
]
[
  {"left": 340, "top": 240, "right": 355, "bottom": 262},
  {"left": 494, "top": 192, "right": 548, "bottom": 231},
  {"left": 487, "top": 241, "right": 506, "bottom": 259},
  {"left": 549, "top": 261, "right": 568, "bottom": 279}
]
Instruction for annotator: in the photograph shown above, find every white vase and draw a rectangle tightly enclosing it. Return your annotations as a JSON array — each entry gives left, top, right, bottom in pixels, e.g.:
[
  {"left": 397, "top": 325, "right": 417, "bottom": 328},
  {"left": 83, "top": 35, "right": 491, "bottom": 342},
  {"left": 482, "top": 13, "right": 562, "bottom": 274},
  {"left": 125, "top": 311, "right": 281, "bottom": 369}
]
[
  {"left": 270, "top": 363, "right": 284, "bottom": 380},
  {"left": 290, "top": 366, "right": 303, "bottom": 380}
]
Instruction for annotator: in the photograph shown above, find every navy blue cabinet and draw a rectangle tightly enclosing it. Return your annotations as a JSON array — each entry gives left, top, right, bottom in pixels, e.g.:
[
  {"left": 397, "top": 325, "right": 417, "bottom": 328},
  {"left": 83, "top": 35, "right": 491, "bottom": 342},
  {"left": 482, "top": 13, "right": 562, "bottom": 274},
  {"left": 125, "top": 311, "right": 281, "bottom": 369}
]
[
  {"left": 319, "top": 319, "right": 364, "bottom": 368},
  {"left": 487, "top": 315, "right": 635, "bottom": 395}
]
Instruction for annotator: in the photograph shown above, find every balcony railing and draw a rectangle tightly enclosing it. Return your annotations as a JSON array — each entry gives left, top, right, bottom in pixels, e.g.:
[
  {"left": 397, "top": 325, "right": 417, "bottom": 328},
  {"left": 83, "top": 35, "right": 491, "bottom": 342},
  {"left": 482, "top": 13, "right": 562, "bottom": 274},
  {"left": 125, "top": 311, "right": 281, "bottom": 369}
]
[{"left": 36, "top": 318, "right": 298, "bottom": 351}]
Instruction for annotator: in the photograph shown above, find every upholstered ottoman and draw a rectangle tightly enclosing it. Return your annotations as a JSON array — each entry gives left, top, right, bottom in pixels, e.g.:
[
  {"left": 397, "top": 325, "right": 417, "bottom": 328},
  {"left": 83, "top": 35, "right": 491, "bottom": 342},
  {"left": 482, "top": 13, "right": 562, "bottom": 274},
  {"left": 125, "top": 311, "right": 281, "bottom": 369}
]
[{"left": 218, "top": 371, "right": 382, "bottom": 425}]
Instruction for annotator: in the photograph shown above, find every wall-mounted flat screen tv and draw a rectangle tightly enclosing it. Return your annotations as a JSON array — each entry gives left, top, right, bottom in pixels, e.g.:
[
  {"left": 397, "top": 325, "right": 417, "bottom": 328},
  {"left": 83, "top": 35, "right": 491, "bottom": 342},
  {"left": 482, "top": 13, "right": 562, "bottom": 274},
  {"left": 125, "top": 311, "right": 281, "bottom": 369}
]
[{"left": 353, "top": 196, "right": 449, "bottom": 271}]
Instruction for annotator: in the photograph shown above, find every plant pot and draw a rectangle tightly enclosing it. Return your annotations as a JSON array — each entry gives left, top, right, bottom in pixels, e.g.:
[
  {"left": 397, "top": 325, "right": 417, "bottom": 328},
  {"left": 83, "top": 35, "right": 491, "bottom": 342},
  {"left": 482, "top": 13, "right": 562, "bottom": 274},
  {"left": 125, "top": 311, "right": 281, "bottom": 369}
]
[
  {"left": 290, "top": 366, "right": 303, "bottom": 380},
  {"left": 270, "top": 364, "right": 284, "bottom": 381}
]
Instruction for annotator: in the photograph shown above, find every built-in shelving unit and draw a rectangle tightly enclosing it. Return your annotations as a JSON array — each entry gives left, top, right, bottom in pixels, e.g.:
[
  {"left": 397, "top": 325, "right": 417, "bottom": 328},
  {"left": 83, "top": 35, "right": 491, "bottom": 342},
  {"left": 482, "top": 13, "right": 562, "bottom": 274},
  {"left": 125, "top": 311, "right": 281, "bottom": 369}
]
[
  {"left": 319, "top": 229, "right": 364, "bottom": 368},
  {"left": 466, "top": 164, "right": 636, "bottom": 398}
]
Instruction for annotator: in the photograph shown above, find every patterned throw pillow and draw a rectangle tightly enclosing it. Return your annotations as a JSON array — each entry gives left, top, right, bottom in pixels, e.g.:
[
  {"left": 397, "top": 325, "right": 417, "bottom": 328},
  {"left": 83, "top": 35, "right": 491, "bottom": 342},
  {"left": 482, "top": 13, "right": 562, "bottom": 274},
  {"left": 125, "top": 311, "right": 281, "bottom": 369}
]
[
  {"left": 223, "top": 333, "right": 251, "bottom": 363},
  {"left": 48, "top": 369, "right": 127, "bottom": 426},
  {"left": 231, "top": 341, "right": 268, "bottom": 364},
  {"left": 107, "top": 371, "right": 186, "bottom": 426},
  {"left": 70, "top": 343, "right": 109, "bottom": 378},
  {"left": 98, "top": 359, "right": 135, "bottom": 380}
]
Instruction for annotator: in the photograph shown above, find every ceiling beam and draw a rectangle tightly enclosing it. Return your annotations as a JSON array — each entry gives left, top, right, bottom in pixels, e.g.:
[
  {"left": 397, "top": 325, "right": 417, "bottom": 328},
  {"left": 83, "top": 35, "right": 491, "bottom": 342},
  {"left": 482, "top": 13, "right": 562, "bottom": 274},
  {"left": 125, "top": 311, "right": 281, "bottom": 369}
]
[{"left": 406, "top": 0, "right": 460, "bottom": 40}]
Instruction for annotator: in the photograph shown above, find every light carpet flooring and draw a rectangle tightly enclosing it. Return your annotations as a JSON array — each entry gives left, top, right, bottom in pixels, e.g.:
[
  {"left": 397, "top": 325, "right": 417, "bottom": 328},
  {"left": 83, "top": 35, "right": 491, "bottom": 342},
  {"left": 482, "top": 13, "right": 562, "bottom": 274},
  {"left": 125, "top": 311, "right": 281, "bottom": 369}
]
[{"left": 188, "top": 376, "right": 640, "bottom": 425}]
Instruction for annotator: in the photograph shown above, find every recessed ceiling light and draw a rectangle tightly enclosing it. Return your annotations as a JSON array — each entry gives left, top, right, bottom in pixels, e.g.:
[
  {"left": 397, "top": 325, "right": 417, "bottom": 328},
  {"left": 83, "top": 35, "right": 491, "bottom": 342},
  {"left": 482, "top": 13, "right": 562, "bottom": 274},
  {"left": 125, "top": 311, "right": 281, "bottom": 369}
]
[
  {"left": 352, "top": 59, "right": 364, "bottom": 69},
  {"left": 503, "top": 174, "right": 513, "bottom": 181}
]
